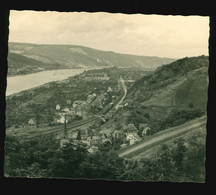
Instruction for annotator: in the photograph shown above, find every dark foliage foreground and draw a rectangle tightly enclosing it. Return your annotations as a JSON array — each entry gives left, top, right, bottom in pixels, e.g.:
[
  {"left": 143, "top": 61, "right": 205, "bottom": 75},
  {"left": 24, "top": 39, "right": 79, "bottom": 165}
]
[{"left": 4, "top": 130, "right": 205, "bottom": 182}]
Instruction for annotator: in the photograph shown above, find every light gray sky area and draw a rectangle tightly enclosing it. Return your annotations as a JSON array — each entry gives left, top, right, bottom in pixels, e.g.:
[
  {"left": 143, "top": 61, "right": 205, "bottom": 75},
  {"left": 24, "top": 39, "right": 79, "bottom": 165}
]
[{"left": 9, "top": 10, "right": 209, "bottom": 58}]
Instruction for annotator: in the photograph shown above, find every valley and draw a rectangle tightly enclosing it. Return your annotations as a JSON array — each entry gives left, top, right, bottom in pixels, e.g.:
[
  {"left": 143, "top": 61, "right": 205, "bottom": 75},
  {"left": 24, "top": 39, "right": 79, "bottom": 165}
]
[{"left": 5, "top": 52, "right": 208, "bottom": 182}]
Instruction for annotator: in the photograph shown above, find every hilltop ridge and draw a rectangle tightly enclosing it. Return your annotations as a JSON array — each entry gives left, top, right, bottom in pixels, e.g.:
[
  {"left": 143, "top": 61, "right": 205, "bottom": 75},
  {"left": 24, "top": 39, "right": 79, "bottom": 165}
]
[{"left": 8, "top": 42, "right": 175, "bottom": 75}]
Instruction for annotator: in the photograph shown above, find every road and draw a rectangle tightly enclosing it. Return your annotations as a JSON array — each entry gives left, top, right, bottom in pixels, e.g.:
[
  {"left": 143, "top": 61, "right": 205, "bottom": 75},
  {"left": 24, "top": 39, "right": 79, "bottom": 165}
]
[
  {"left": 115, "top": 76, "right": 127, "bottom": 110},
  {"left": 118, "top": 116, "right": 207, "bottom": 158}
]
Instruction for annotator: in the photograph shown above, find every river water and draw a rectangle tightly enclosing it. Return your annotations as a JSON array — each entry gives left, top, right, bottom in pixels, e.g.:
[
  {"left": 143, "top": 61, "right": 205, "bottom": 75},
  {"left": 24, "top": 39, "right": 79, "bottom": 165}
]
[{"left": 6, "top": 69, "right": 86, "bottom": 96}]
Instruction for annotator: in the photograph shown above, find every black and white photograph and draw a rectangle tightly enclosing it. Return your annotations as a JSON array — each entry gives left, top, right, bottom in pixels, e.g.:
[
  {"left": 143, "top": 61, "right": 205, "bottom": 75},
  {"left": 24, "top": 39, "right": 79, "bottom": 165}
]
[{"left": 4, "top": 10, "right": 209, "bottom": 182}]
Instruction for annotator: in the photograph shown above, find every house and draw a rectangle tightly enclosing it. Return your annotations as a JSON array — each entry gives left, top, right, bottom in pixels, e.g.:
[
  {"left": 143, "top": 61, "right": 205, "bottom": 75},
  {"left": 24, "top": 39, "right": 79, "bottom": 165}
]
[
  {"left": 88, "top": 146, "right": 98, "bottom": 153},
  {"left": 80, "top": 129, "right": 88, "bottom": 140},
  {"left": 126, "top": 80, "right": 135, "bottom": 83},
  {"left": 56, "top": 104, "right": 61, "bottom": 110},
  {"left": 120, "top": 143, "right": 128, "bottom": 148},
  {"left": 67, "top": 100, "right": 71, "bottom": 105},
  {"left": 92, "top": 94, "right": 105, "bottom": 107},
  {"left": 91, "top": 135, "right": 100, "bottom": 140},
  {"left": 28, "top": 119, "right": 35, "bottom": 126},
  {"left": 62, "top": 107, "right": 70, "bottom": 112},
  {"left": 57, "top": 116, "right": 68, "bottom": 124},
  {"left": 72, "top": 105, "right": 86, "bottom": 117},
  {"left": 87, "top": 93, "right": 97, "bottom": 103},
  {"left": 124, "top": 124, "right": 141, "bottom": 145},
  {"left": 68, "top": 108, "right": 76, "bottom": 116},
  {"left": 76, "top": 110, "right": 82, "bottom": 116},
  {"left": 126, "top": 133, "right": 141, "bottom": 145},
  {"left": 126, "top": 123, "right": 138, "bottom": 134},
  {"left": 60, "top": 139, "right": 70, "bottom": 147},
  {"left": 72, "top": 100, "right": 86, "bottom": 108},
  {"left": 90, "top": 139, "right": 99, "bottom": 147},
  {"left": 112, "top": 130, "right": 122, "bottom": 139},
  {"left": 88, "top": 147, "right": 94, "bottom": 153},
  {"left": 142, "top": 127, "right": 151, "bottom": 137},
  {"left": 124, "top": 103, "right": 128, "bottom": 107},
  {"left": 107, "top": 87, "right": 112, "bottom": 92},
  {"left": 70, "top": 132, "right": 78, "bottom": 139},
  {"left": 81, "top": 140, "right": 90, "bottom": 147},
  {"left": 101, "top": 138, "right": 112, "bottom": 144},
  {"left": 89, "top": 129, "right": 97, "bottom": 136},
  {"left": 105, "top": 110, "right": 115, "bottom": 120},
  {"left": 84, "top": 73, "right": 110, "bottom": 81},
  {"left": 99, "top": 129, "right": 113, "bottom": 137}
]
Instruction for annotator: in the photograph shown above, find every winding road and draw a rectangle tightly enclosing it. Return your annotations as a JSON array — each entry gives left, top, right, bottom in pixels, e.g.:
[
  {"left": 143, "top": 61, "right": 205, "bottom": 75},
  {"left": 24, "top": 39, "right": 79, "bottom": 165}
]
[{"left": 115, "top": 76, "right": 127, "bottom": 110}]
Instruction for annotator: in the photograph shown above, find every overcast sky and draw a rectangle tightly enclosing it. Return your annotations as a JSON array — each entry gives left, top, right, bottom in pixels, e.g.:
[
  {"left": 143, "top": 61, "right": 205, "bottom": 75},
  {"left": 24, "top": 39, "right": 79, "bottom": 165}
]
[{"left": 9, "top": 10, "right": 209, "bottom": 59}]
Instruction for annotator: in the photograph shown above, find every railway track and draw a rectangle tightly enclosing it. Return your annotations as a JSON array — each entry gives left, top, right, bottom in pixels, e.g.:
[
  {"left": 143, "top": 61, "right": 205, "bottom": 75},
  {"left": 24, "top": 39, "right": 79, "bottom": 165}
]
[
  {"left": 16, "top": 77, "right": 125, "bottom": 140},
  {"left": 12, "top": 77, "right": 127, "bottom": 141},
  {"left": 18, "top": 116, "right": 96, "bottom": 141},
  {"left": 118, "top": 115, "right": 207, "bottom": 158}
]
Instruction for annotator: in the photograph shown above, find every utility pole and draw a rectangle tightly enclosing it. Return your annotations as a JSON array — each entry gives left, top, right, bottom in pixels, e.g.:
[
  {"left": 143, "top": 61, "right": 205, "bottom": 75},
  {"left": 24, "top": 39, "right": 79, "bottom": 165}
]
[{"left": 63, "top": 115, "right": 68, "bottom": 139}]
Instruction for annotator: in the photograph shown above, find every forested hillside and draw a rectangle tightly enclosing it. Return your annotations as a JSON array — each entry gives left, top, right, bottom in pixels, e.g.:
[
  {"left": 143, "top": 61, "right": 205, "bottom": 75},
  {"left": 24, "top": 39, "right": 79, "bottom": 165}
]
[
  {"left": 107, "top": 55, "right": 208, "bottom": 135},
  {"left": 8, "top": 42, "right": 175, "bottom": 76}
]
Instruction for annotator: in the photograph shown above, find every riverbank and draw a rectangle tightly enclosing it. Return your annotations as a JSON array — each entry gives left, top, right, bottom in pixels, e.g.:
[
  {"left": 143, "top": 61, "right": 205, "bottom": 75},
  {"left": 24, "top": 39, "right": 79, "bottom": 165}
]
[{"left": 6, "top": 69, "right": 87, "bottom": 96}]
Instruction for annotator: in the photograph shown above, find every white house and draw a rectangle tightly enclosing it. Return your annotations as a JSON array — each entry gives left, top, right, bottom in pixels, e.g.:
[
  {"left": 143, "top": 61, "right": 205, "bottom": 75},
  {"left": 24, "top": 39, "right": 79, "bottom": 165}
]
[
  {"left": 126, "top": 133, "right": 141, "bottom": 145},
  {"left": 73, "top": 100, "right": 86, "bottom": 108},
  {"left": 28, "top": 119, "right": 35, "bottom": 126},
  {"left": 62, "top": 107, "right": 70, "bottom": 112},
  {"left": 107, "top": 87, "right": 112, "bottom": 92},
  {"left": 56, "top": 104, "right": 61, "bottom": 110},
  {"left": 57, "top": 116, "right": 68, "bottom": 124},
  {"left": 124, "top": 103, "right": 128, "bottom": 107}
]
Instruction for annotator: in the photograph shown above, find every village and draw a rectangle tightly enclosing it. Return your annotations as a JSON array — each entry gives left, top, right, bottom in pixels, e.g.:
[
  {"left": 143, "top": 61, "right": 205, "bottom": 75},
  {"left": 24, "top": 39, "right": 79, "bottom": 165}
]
[
  {"left": 59, "top": 120, "right": 151, "bottom": 154},
  {"left": 51, "top": 81, "right": 150, "bottom": 153},
  {"left": 7, "top": 67, "right": 152, "bottom": 153}
]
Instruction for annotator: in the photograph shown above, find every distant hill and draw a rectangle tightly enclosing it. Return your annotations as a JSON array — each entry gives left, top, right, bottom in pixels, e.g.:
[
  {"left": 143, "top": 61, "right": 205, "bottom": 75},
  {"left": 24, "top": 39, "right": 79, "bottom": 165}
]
[
  {"left": 7, "top": 52, "right": 67, "bottom": 76},
  {"left": 8, "top": 42, "right": 175, "bottom": 75}
]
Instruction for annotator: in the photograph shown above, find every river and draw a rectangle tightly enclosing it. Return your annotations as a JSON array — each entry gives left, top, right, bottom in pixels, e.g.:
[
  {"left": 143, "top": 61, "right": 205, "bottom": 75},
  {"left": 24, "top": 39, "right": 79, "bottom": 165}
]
[{"left": 6, "top": 69, "right": 86, "bottom": 96}]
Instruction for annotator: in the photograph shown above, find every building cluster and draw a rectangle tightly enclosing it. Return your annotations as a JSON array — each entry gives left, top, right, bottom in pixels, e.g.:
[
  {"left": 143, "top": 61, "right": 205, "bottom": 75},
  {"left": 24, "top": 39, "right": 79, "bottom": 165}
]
[
  {"left": 55, "top": 99, "right": 90, "bottom": 124},
  {"left": 82, "top": 72, "right": 110, "bottom": 81},
  {"left": 54, "top": 85, "right": 119, "bottom": 124},
  {"left": 61, "top": 127, "right": 124, "bottom": 153},
  {"left": 60, "top": 121, "right": 151, "bottom": 154}
]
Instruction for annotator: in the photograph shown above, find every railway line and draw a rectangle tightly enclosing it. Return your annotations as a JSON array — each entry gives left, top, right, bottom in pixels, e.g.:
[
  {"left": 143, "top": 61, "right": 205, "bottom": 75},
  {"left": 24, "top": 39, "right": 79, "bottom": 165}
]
[
  {"left": 118, "top": 115, "right": 207, "bottom": 158},
  {"left": 12, "top": 77, "right": 127, "bottom": 141},
  {"left": 17, "top": 116, "right": 96, "bottom": 141}
]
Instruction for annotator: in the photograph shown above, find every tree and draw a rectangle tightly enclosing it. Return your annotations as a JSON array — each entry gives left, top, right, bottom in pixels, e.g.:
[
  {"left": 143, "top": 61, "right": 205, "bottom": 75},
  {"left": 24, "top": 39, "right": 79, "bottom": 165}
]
[
  {"left": 79, "top": 150, "right": 125, "bottom": 180},
  {"left": 48, "top": 141, "right": 88, "bottom": 178},
  {"left": 35, "top": 114, "right": 41, "bottom": 128},
  {"left": 172, "top": 138, "right": 187, "bottom": 171}
]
